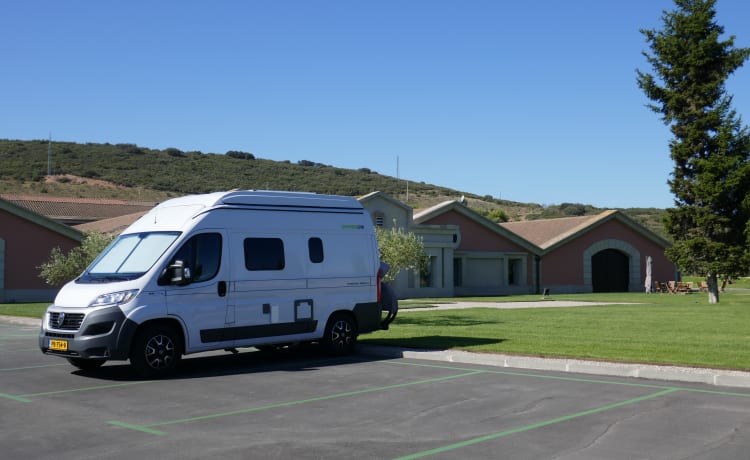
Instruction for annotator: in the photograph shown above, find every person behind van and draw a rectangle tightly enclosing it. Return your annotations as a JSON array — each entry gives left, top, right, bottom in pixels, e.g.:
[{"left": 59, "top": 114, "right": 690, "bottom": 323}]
[{"left": 379, "top": 261, "right": 398, "bottom": 329}]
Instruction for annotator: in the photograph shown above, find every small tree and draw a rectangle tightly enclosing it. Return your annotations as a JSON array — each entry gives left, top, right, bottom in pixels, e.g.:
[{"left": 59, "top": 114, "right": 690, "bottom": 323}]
[
  {"left": 637, "top": 0, "right": 750, "bottom": 303},
  {"left": 39, "top": 232, "right": 115, "bottom": 287},
  {"left": 375, "top": 225, "right": 428, "bottom": 283}
]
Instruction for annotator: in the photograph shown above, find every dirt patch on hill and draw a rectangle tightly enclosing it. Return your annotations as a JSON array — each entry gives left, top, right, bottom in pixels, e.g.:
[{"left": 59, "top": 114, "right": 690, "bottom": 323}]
[{"left": 45, "top": 174, "right": 123, "bottom": 188}]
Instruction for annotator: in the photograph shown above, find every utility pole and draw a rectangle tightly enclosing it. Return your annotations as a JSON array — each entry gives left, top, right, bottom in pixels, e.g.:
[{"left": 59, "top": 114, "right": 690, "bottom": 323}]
[
  {"left": 396, "top": 156, "right": 401, "bottom": 201},
  {"left": 47, "top": 133, "right": 52, "bottom": 176}
]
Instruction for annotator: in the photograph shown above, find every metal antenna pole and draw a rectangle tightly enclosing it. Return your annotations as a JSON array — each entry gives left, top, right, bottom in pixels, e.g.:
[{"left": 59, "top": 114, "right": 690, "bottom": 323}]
[{"left": 47, "top": 133, "right": 52, "bottom": 176}]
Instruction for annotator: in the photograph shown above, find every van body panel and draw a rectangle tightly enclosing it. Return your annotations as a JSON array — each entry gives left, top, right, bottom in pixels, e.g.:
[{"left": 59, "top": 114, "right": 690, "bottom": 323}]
[{"left": 53, "top": 281, "right": 142, "bottom": 310}]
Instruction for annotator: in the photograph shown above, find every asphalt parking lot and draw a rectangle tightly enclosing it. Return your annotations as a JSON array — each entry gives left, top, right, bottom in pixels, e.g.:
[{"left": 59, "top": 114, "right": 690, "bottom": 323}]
[{"left": 3, "top": 319, "right": 750, "bottom": 459}]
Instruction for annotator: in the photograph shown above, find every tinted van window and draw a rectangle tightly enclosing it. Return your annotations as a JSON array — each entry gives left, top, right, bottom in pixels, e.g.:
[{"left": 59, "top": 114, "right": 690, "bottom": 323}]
[
  {"left": 308, "top": 237, "right": 324, "bottom": 263},
  {"left": 165, "top": 233, "right": 222, "bottom": 283},
  {"left": 244, "top": 238, "right": 285, "bottom": 271}
]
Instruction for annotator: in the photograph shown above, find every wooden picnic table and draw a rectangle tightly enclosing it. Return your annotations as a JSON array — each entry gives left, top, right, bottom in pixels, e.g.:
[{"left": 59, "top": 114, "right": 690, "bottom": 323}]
[{"left": 655, "top": 281, "right": 693, "bottom": 294}]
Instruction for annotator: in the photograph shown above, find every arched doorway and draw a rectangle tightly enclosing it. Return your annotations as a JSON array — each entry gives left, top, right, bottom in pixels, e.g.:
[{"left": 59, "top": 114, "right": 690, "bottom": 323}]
[{"left": 591, "top": 249, "right": 629, "bottom": 292}]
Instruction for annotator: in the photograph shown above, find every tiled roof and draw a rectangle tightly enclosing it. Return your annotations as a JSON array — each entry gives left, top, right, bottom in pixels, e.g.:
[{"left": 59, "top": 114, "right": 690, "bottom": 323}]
[
  {"left": 499, "top": 210, "right": 672, "bottom": 251},
  {"left": 0, "top": 194, "right": 156, "bottom": 223},
  {"left": 0, "top": 196, "right": 84, "bottom": 241},
  {"left": 499, "top": 213, "right": 614, "bottom": 249},
  {"left": 74, "top": 211, "right": 149, "bottom": 234},
  {"left": 359, "top": 191, "right": 413, "bottom": 211}
]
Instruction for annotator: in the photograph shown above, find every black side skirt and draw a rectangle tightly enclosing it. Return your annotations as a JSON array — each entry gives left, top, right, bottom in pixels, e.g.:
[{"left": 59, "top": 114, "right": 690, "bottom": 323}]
[{"left": 201, "top": 320, "right": 317, "bottom": 343}]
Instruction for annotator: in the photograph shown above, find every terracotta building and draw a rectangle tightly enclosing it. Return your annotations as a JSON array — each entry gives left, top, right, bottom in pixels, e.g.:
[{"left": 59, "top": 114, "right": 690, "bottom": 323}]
[{"left": 0, "top": 197, "right": 83, "bottom": 302}]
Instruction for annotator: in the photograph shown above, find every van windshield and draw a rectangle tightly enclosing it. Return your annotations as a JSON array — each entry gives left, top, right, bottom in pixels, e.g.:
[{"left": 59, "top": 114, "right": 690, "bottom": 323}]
[{"left": 78, "top": 232, "right": 181, "bottom": 283}]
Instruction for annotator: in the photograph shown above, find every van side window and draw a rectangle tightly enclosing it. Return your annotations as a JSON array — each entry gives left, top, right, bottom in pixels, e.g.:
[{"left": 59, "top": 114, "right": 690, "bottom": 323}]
[
  {"left": 166, "top": 233, "right": 222, "bottom": 284},
  {"left": 244, "top": 238, "right": 285, "bottom": 271},
  {"left": 308, "top": 237, "right": 324, "bottom": 263}
]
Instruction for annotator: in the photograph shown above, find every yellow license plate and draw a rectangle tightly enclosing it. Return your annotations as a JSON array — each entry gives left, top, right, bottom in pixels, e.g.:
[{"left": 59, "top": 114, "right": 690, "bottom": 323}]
[{"left": 49, "top": 339, "right": 68, "bottom": 351}]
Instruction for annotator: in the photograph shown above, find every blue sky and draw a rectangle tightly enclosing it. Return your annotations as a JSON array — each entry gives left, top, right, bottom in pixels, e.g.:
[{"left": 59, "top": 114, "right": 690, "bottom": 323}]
[{"left": 2, "top": 1, "right": 749, "bottom": 209}]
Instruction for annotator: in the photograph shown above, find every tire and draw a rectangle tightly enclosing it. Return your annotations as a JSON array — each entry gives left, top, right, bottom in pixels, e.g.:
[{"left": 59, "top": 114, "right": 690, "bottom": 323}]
[
  {"left": 67, "top": 357, "right": 106, "bottom": 371},
  {"left": 129, "top": 323, "right": 182, "bottom": 378},
  {"left": 322, "top": 313, "right": 358, "bottom": 355}
]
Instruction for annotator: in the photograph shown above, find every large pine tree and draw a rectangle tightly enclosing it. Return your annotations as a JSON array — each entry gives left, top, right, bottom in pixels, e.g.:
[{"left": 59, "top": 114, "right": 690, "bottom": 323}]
[{"left": 637, "top": 0, "right": 750, "bottom": 303}]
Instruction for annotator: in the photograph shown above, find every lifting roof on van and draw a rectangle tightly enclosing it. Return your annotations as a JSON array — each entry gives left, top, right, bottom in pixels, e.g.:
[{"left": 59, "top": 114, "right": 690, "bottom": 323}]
[
  {"left": 151, "top": 190, "right": 363, "bottom": 210},
  {"left": 219, "top": 190, "right": 363, "bottom": 209},
  {"left": 125, "top": 191, "right": 366, "bottom": 233}
]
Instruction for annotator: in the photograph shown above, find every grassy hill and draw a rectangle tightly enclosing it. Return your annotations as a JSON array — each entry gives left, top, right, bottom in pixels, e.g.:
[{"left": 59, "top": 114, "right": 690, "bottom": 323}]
[{"left": 0, "top": 138, "right": 668, "bottom": 236}]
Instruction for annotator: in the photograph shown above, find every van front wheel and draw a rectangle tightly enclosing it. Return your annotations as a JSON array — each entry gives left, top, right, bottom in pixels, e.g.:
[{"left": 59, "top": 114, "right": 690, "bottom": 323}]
[
  {"left": 130, "top": 324, "right": 182, "bottom": 378},
  {"left": 323, "top": 313, "right": 358, "bottom": 355}
]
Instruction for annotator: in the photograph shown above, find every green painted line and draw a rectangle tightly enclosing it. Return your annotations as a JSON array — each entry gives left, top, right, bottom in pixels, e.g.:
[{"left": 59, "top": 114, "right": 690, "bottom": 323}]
[
  {"left": 388, "top": 360, "right": 750, "bottom": 397},
  {"left": 108, "top": 421, "right": 167, "bottom": 436},
  {"left": 21, "top": 380, "right": 154, "bottom": 398},
  {"left": 0, "top": 363, "right": 68, "bottom": 372},
  {"left": 388, "top": 360, "right": 676, "bottom": 389},
  {"left": 109, "top": 370, "right": 485, "bottom": 435},
  {"left": 394, "top": 388, "right": 680, "bottom": 460},
  {"left": 0, "top": 392, "right": 32, "bottom": 403}
]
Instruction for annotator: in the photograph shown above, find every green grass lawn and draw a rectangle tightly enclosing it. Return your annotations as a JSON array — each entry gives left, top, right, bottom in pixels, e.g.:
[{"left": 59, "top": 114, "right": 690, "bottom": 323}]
[
  {"left": 363, "top": 289, "right": 750, "bottom": 371},
  {"left": 0, "top": 303, "right": 48, "bottom": 318},
  {"left": 3, "top": 287, "right": 749, "bottom": 370}
]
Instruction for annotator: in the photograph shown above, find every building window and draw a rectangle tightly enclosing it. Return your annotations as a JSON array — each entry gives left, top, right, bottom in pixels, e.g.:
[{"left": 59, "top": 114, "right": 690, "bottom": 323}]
[
  {"left": 453, "top": 258, "right": 463, "bottom": 287},
  {"left": 420, "top": 256, "right": 438, "bottom": 288},
  {"left": 508, "top": 258, "right": 522, "bottom": 286}
]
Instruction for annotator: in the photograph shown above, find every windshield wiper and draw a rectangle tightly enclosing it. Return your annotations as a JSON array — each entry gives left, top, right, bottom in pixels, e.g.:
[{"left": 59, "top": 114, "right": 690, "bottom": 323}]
[{"left": 80, "top": 274, "right": 140, "bottom": 283}]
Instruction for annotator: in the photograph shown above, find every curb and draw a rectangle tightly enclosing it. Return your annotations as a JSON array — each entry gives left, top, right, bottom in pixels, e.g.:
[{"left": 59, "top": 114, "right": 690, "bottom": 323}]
[{"left": 359, "top": 345, "right": 750, "bottom": 389}]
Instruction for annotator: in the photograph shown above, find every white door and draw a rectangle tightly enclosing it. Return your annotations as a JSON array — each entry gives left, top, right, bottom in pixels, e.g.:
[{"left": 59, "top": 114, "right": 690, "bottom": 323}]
[{"left": 164, "top": 231, "right": 233, "bottom": 352}]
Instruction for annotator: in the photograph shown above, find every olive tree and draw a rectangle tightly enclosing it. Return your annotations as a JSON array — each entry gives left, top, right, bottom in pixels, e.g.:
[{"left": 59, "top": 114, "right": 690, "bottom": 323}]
[
  {"left": 39, "top": 232, "right": 115, "bottom": 287},
  {"left": 375, "top": 225, "right": 428, "bottom": 283}
]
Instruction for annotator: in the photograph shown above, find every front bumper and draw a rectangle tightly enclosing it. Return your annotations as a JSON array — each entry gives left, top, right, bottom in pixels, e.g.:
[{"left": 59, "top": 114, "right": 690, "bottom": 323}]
[{"left": 39, "top": 305, "right": 137, "bottom": 360}]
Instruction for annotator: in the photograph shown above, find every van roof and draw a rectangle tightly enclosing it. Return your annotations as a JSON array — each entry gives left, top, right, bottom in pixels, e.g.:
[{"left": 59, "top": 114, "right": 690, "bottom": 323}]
[
  {"left": 160, "top": 190, "right": 363, "bottom": 210},
  {"left": 125, "top": 191, "right": 365, "bottom": 233}
]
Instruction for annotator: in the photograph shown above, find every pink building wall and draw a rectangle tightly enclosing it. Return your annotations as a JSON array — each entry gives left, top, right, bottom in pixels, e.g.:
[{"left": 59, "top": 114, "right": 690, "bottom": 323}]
[
  {"left": 1, "top": 210, "right": 80, "bottom": 290},
  {"left": 423, "top": 210, "right": 537, "bottom": 292},
  {"left": 543, "top": 219, "right": 675, "bottom": 287},
  {"left": 426, "top": 211, "right": 528, "bottom": 252}
]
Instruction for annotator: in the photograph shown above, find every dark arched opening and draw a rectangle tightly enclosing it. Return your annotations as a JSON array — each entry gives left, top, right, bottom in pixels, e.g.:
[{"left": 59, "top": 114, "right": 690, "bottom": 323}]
[{"left": 591, "top": 249, "right": 629, "bottom": 292}]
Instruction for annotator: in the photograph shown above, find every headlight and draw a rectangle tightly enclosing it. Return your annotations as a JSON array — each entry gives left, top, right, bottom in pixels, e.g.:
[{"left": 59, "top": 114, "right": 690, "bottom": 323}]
[{"left": 90, "top": 289, "right": 139, "bottom": 308}]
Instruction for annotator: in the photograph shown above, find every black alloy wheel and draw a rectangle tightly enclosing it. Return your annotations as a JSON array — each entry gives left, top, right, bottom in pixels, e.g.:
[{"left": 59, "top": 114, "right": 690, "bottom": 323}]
[
  {"left": 130, "top": 324, "right": 182, "bottom": 378},
  {"left": 323, "top": 313, "right": 358, "bottom": 355}
]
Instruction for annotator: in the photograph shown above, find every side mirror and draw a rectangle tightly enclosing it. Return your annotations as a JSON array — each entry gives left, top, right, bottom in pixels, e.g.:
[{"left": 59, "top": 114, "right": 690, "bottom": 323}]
[{"left": 166, "top": 260, "right": 192, "bottom": 286}]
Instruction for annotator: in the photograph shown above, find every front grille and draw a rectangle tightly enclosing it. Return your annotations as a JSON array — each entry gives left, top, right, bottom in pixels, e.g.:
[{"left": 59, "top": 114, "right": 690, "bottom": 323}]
[
  {"left": 44, "top": 332, "right": 75, "bottom": 339},
  {"left": 48, "top": 312, "right": 85, "bottom": 331}
]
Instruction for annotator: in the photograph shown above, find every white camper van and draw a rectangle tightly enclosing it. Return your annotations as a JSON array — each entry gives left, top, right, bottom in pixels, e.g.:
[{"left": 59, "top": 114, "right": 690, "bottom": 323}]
[{"left": 39, "top": 190, "right": 391, "bottom": 377}]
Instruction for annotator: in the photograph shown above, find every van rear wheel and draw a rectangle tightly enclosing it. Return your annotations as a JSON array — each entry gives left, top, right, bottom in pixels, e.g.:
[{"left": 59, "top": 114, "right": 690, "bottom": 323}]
[
  {"left": 323, "top": 313, "right": 358, "bottom": 355},
  {"left": 130, "top": 324, "right": 182, "bottom": 378}
]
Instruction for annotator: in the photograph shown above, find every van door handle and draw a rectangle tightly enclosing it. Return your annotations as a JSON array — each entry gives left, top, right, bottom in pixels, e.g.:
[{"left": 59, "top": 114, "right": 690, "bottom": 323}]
[{"left": 217, "top": 281, "right": 227, "bottom": 297}]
